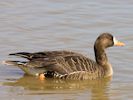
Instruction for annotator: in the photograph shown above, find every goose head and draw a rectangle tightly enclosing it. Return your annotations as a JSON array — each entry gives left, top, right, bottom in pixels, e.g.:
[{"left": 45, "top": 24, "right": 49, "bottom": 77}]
[
  {"left": 94, "top": 33, "right": 125, "bottom": 49},
  {"left": 94, "top": 33, "right": 125, "bottom": 66}
]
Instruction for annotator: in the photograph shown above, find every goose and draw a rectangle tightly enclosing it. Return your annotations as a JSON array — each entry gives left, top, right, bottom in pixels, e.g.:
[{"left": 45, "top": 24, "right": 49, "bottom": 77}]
[{"left": 3, "top": 33, "right": 125, "bottom": 80}]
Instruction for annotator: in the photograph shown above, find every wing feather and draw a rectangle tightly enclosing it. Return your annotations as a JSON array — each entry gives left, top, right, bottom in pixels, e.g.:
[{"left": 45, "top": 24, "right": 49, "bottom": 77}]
[{"left": 7, "top": 50, "right": 104, "bottom": 79}]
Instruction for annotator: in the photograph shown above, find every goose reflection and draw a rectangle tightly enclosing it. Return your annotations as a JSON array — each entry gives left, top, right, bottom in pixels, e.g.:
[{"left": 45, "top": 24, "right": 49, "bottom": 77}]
[{"left": 4, "top": 74, "right": 111, "bottom": 100}]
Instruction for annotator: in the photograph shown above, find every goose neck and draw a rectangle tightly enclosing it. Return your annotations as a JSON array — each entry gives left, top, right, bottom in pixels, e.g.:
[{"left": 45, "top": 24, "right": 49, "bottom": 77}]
[{"left": 94, "top": 45, "right": 108, "bottom": 66}]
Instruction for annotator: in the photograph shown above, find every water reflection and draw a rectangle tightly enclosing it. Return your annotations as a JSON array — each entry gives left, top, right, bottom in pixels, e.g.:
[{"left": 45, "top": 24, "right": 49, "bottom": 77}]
[{"left": 4, "top": 74, "right": 112, "bottom": 100}]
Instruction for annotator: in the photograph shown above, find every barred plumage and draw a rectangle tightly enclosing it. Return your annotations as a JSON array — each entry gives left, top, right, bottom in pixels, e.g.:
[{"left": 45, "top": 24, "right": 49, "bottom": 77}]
[{"left": 3, "top": 33, "right": 125, "bottom": 80}]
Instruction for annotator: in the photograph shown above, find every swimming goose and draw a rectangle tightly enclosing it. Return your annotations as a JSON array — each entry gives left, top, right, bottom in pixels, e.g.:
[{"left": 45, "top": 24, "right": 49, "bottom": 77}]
[{"left": 3, "top": 33, "right": 125, "bottom": 80}]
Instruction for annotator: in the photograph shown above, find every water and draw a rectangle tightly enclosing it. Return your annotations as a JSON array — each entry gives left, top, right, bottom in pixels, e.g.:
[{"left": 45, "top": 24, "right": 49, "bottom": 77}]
[{"left": 0, "top": 0, "right": 133, "bottom": 100}]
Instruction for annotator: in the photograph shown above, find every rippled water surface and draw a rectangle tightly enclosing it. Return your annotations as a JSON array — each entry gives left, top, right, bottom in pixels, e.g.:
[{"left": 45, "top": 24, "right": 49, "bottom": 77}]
[{"left": 0, "top": 0, "right": 133, "bottom": 100}]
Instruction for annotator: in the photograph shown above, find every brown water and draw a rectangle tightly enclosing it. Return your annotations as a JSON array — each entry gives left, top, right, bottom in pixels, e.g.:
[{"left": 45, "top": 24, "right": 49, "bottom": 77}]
[{"left": 0, "top": 0, "right": 133, "bottom": 100}]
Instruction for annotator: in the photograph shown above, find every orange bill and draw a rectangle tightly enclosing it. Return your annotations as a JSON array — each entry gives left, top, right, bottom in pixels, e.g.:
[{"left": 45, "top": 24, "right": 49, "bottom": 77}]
[{"left": 114, "top": 41, "right": 125, "bottom": 46}]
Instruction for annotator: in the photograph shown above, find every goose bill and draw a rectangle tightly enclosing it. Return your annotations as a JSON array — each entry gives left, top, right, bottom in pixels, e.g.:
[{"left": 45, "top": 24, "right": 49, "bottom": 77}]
[{"left": 113, "top": 37, "right": 125, "bottom": 46}]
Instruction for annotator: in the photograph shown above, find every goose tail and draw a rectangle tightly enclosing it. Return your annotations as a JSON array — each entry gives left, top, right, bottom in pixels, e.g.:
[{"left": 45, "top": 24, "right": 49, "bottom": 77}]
[
  {"left": 2, "top": 60, "right": 46, "bottom": 76},
  {"left": 9, "top": 52, "right": 32, "bottom": 60},
  {"left": 2, "top": 60, "right": 26, "bottom": 66}
]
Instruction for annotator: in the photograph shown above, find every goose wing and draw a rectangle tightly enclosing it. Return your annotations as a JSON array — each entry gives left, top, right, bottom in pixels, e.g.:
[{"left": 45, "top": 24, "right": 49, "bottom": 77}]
[
  {"left": 9, "top": 51, "right": 79, "bottom": 60},
  {"left": 6, "top": 51, "right": 102, "bottom": 79},
  {"left": 25, "top": 55, "right": 100, "bottom": 79}
]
